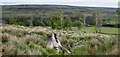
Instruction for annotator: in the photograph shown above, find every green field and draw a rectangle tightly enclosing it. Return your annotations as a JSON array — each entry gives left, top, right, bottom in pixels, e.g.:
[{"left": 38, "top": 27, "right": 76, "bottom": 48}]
[{"left": 72, "top": 27, "right": 118, "bottom": 34}]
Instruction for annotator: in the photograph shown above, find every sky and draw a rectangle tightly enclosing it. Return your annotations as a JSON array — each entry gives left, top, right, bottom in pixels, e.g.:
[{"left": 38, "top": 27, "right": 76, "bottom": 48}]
[{"left": 0, "top": 0, "right": 120, "bottom": 8}]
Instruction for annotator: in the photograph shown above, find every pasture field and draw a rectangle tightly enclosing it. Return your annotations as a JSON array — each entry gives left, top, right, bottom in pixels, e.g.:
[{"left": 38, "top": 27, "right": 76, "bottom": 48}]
[{"left": 72, "top": 27, "right": 118, "bottom": 34}]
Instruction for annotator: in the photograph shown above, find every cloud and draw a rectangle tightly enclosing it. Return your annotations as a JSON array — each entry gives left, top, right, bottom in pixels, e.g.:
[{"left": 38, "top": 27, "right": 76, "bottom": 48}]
[
  {"left": 0, "top": 0, "right": 119, "bottom": 3},
  {"left": 0, "top": 0, "right": 119, "bottom": 8},
  {"left": 1, "top": 0, "right": 84, "bottom": 2}
]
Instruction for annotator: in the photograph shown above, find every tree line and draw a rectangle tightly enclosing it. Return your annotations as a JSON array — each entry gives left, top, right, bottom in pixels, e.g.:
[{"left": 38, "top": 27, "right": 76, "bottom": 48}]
[{"left": 2, "top": 9, "right": 119, "bottom": 33}]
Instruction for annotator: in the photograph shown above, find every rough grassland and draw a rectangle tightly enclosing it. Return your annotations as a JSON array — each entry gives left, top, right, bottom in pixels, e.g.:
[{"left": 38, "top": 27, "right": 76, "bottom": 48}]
[{"left": 0, "top": 25, "right": 118, "bottom": 55}]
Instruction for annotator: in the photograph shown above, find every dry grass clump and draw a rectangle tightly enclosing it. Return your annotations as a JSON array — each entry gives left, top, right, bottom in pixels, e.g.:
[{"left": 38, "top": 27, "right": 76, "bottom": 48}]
[
  {"left": 2, "top": 44, "right": 16, "bottom": 55},
  {"left": 106, "top": 45, "right": 118, "bottom": 55},
  {"left": 31, "top": 31, "right": 46, "bottom": 36},
  {"left": 2, "top": 33, "right": 10, "bottom": 43},
  {"left": 2, "top": 25, "right": 27, "bottom": 37},
  {"left": 31, "top": 27, "right": 48, "bottom": 35},
  {"left": 2, "top": 33, "right": 20, "bottom": 55},
  {"left": 83, "top": 35, "right": 118, "bottom": 55},
  {"left": 67, "top": 31, "right": 75, "bottom": 34},
  {"left": 24, "top": 36, "right": 42, "bottom": 45},
  {"left": 89, "top": 39, "right": 101, "bottom": 46},
  {"left": 79, "top": 33, "right": 96, "bottom": 40},
  {"left": 1, "top": 25, "right": 54, "bottom": 55},
  {"left": 2, "top": 34, "right": 47, "bottom": 55},
  {"left": 2, "top": 25, "right": 48, "bottom": 37},
  {"left": 84, "top": 39, "right": 101, "bottom": 54}
]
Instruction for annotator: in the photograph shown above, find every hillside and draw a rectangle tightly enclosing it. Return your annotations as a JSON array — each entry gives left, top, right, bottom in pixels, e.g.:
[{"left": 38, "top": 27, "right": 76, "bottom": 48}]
[
  {"left": 2, "top": 5, "right": 118, "bottom": 26},
  {"left": 2, "top": 5, "right": 117, "bottom": 17}
]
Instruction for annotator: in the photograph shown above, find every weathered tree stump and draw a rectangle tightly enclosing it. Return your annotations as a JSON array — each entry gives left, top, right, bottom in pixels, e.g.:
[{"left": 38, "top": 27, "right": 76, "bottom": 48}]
[{"left": 46, "top": 33, "right": 71, "bottom": 54}]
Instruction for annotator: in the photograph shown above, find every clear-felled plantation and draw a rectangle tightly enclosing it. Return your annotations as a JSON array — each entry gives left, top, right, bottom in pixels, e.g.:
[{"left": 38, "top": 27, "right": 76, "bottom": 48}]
[{"left": 1, "top": 5, "right": 119, "bottom": 55}]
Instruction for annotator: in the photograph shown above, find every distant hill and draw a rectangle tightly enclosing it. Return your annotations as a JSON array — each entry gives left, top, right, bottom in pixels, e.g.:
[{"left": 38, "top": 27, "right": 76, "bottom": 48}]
[
  {"left": 2, "top": 4, "right": 117, "bottom": 18},
  {"left": 2, "top": 4, "right": 118, "bottom": 25}
]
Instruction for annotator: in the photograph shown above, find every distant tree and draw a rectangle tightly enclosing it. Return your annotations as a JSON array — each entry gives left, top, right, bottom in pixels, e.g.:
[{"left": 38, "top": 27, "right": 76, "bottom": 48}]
[
  {"left": 3, "top": 18, "right": 9, "bottom": 24},
  {"left": 36, "top": 10, "right": 40, "bottom": 15},
  {"left": 63, "top": 17, "right": 72, "bottom": 29},
  {"left": 107, "top": 19, "right": 111, "bottom": 24},
  {"left": 73, "top": 20, "right": 82, "bottom": 30},
  {"left": 77, "top": 21, "right": 82, "bottom": 30},
  {"left": 79, "top": 17, "right": 82, "bottom": 21},
  {"left": 29, "top": 17, "right": 33, "bottom": 26},
  {"left": 81, "top": 13, "right": 86, "bottom": 33},
  {"left": 116, "top": 9, "right": 120, "bottom": 14},
  {"left": 90, "top": 17, "right": 96, "bottom": 26},
  {"left": 50, "top": 16, "right": 60, "bottom": 29},
  {"left": 40, "top": 21, "right": 45, "bottom": 26},
  {"left": 18, "top": 22, "right": 25, "bottom": 26},
  {"left": 93, "top": 12, "right": 98, "bottom": 33},
  {"left": 116, "top": 9, "right": 120, "bottom": 28},
  {"left": 9, "top": 18, "right": 18, "bottom": 25},
  {"left": 73, "top": 21, "right": 77, "bottom": 27},
  {"left": 59, "top": 9, "right": 64, "bottom": 30},
  {"left": 50, "top": 9, "right": 65, "bottom": 29},
  {"left": 55, "top": 9, "right": 64, "bottom": 29},
  {"left": 17, "top": 17, "right": 30, "bottom": 26},
  {"left": 92, "top": 11, "right": 102, "bottom": 33},
  {"left": 50, "top": 17, "right": 54, "bottom": 29},
  {"left": 33, "top": 19, "right": 40, "bottom": 26}
]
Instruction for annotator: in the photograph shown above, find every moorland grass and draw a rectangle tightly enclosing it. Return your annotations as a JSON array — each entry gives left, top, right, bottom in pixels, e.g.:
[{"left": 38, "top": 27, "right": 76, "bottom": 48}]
[{"left": 1, "top": 25, "right": 118, "bottom": 55}]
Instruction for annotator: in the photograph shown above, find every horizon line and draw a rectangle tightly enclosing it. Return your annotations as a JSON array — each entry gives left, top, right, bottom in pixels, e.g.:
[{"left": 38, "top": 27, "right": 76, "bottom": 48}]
[{"left": 1, "top": 4, "right": 118, "bottom": 8}]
